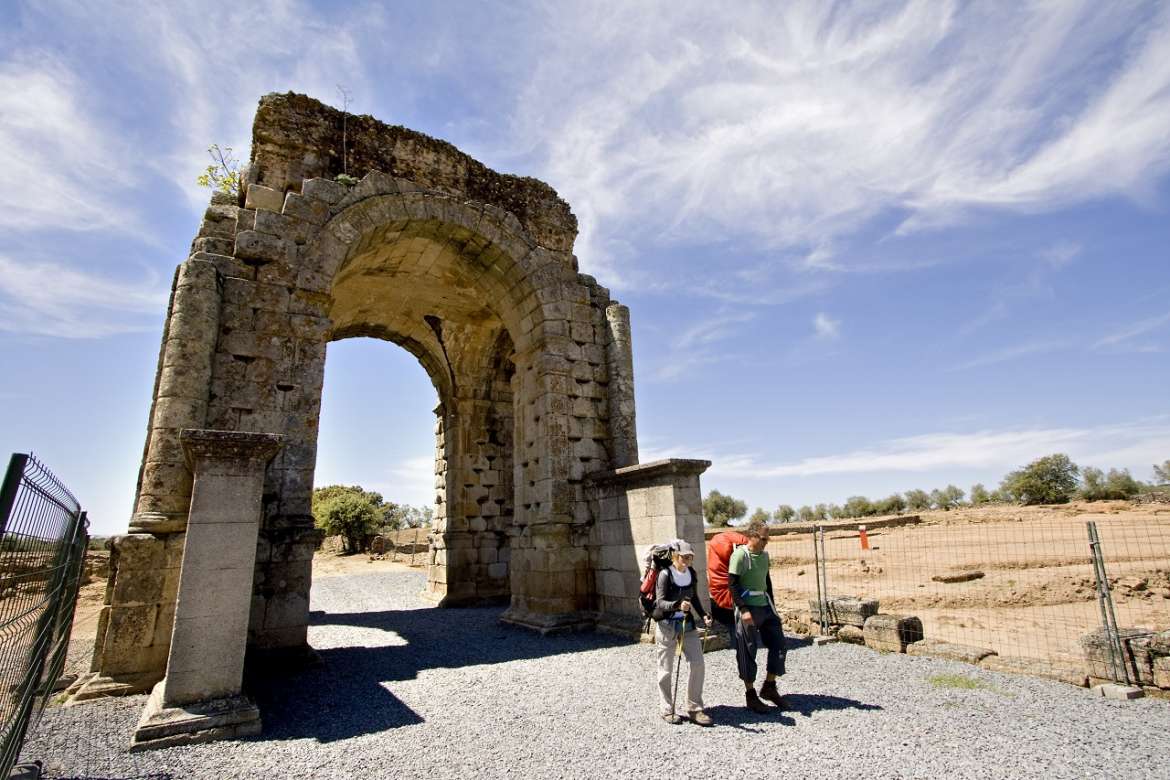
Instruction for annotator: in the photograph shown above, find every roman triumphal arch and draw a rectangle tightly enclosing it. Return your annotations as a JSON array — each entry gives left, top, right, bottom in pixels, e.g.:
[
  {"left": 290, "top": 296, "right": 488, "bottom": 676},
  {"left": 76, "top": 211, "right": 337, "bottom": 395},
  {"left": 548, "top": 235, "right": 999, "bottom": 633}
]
[{"left": 74, "top": 94, "right": 710, "bottom": 748}]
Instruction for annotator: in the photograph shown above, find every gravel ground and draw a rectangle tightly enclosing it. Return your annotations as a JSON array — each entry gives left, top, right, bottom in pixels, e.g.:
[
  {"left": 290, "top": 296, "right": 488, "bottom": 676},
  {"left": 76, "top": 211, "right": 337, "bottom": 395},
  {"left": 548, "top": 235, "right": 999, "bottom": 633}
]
[{"left": 24, "top": 569, "right": 1170, "bottom": 780}]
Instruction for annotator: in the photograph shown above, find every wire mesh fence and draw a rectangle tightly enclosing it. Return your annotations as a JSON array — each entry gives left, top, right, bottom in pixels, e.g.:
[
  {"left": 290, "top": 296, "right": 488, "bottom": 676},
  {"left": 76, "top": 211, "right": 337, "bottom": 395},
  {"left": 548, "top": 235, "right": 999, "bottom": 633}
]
[
  {"left": 759, "top": 506, "right": 1170, "bottom": 684},
  {"left": 0, "top": 453, "right": 89, "bottom": 777}
]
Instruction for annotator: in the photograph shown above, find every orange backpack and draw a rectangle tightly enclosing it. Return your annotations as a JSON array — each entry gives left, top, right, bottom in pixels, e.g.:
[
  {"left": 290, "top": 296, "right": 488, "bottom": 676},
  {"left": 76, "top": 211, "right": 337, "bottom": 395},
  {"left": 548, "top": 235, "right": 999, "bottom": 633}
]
[{"left": 706, "top": 530, "right": 751, "bottom": 609}]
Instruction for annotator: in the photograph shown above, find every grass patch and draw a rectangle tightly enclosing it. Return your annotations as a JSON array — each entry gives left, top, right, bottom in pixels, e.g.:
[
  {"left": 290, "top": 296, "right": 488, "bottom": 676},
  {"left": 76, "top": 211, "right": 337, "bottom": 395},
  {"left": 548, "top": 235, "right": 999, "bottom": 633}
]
[{"left": 928, "top": 673, "right": 987, "bottom": 690}]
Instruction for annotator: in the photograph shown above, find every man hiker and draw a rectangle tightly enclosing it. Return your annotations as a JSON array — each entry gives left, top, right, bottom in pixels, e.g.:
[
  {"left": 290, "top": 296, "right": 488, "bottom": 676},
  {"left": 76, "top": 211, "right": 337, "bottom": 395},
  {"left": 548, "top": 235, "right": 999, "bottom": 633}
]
[{"left": 728, "top": 518, "right": 786, "bottom": 713}]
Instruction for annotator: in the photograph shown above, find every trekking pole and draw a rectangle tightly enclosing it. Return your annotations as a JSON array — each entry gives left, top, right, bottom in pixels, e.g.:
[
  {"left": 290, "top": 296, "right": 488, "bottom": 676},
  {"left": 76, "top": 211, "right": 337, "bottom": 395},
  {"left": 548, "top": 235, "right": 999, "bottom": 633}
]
[{"left": 671, "top": 619, "right": 684, "bottom": 718}]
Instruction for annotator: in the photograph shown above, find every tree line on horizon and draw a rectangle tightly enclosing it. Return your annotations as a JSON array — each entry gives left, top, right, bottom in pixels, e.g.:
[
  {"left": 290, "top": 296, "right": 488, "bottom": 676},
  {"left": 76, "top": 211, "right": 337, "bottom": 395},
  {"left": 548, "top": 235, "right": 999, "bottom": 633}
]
[{"left": 702, "top": 455, "right": 1170, "bottom": 527}]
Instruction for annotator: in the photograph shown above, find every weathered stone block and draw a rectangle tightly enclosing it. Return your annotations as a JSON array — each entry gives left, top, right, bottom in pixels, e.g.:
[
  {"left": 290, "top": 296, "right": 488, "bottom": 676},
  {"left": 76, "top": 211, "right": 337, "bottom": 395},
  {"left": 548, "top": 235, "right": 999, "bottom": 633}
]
[
  {"left": 863, "top": 614, "right": 923, "bottom": 653},
  {"left": 1081, "top": 627, "right": 1154, "bottom": 685},
  {"left": 114, "top": 535, "right": 166, "bottom": 571},
  {"left": 245, "top": 184, "right": 284, "bottom": 213},
  {"left": 907, "top": 638, "right": 996, "bottom": 665},
  {"left": 809, "top": 596, "right": 879, "bottom": 628}
]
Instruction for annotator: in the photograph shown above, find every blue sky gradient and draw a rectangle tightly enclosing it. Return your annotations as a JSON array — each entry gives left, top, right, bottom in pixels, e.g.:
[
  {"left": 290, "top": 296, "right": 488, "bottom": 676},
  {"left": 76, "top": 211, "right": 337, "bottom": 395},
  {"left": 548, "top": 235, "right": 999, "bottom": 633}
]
[{"left": 1, "top": 1, "right": 1167, "bottom": 534}]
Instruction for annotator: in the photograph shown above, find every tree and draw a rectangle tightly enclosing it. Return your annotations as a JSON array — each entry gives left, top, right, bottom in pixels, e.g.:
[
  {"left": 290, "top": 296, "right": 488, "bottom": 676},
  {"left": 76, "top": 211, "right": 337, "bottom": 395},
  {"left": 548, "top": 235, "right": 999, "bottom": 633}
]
[
  {"left": 842, "top": 495, "right": 874, "bottom": 518},
  {"left": 827, "top": 503, "right": 842, "bottom": 519},
  {"left": 999, "top": 453, "right": 1080, "bottom": 505},
  {"left": 970, "top": 483, "right": 990, "bottom": 505},
  {"left": 312, "top": 485, "right": 384, "bottom": 553},
  {"left": 1154, "top": 460, "right": 1170, "bottom": 485},
  {"left": 196, "top": 144, "right": 241, "bottom": 195},
  {"left": 1079, "top": 467, "right": 1107, "bottom": 501},
  {"left": 748, "top": 507, "right": 771, "bottom": 525},
  {"left": 773, "top": 504, "right": 796, "bottom": 523},
  {"left": 813, "top": 503, "right": 829, "bottom": 522},
  {"left": 931, "top": 484, "right": 965, "bottom": 511},
  {"left": 1082, "top": 467, "right": 1142, "bottom": 501},
  {"left": 904, "top": 489, "right": 932, "bottom": 511},
  {"left": 1105, "top": 468, "right": 1141, "bottom": 499},
  {"left": 873, "top": 493, "right": 906, "bottom": 515},
  {"left": 797, "top": 505, "right": 815, "bottom": 523},
  {"left": 703, "top": 490, "right": 747, "bottom": 527}
]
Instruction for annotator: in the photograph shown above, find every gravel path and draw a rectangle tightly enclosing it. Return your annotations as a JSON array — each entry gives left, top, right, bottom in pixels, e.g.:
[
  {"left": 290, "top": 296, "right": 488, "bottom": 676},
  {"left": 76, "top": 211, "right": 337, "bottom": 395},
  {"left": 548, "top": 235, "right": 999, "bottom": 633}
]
[{"left": 25, "top": 569, "right": 1170, "bottom": 779}]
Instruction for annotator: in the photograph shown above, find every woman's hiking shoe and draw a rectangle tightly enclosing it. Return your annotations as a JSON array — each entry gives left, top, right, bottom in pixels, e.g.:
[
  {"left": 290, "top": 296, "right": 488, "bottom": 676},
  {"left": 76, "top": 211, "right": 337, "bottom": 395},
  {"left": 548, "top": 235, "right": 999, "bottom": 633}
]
[
  {"left": 661, "top": 712, "right": 684, "bottom": 725},
  {"left": 689, "top": 710, "right": 713, "bottom": 727},
  {"left": 745, "top": 688, "right": 771, "bottom": 713},
  {"left": 759, "top": 680, "right": 785, "bottom": 708}
]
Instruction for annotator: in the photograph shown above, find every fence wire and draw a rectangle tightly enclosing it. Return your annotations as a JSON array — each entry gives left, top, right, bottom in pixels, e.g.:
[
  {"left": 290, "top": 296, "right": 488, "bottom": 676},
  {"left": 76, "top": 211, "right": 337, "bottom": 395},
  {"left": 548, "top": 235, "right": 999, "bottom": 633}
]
[
  {"left": 0, "top": 453, "right": 89, "bottom": 777},
  {"left": 765, "top": 507, "right": 1170, "bottom": 676}
]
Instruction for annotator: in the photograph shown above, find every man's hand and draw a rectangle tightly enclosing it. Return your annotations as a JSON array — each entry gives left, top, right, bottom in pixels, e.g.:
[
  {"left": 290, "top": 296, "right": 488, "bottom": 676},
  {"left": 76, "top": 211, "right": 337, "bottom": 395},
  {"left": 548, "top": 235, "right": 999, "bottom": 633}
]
[
  {"left": 740, "top": 610, "right": 754, "bottom": 627},
  {"left": 680, "top": 600, "right": 692, "bottom": 613}
]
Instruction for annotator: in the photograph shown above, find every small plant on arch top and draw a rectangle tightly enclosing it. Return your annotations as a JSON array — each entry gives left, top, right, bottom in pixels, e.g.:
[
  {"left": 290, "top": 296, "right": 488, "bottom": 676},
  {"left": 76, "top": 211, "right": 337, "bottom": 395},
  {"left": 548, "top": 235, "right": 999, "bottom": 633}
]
[{"left": 195, "top": 144, "right": 240, "bottom": 195}]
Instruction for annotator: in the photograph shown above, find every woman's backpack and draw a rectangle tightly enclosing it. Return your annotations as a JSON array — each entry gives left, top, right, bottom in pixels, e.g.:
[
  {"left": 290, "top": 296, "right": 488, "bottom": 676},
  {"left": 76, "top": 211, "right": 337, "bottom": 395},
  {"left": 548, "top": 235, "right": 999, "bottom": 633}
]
[{"left": 638, "top": 540, "right": 680, "bottom": 633}]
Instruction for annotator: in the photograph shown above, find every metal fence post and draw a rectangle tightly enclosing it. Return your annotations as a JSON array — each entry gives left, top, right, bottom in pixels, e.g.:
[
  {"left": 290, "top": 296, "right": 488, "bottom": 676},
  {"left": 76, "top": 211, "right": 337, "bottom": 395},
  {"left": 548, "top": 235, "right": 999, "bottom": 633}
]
[
  {"left": 813, "top": 525, "right": 829, "bottom": 635},
  {"left": 1087, "top": 520, "right": 1131, "bottom": 685}
]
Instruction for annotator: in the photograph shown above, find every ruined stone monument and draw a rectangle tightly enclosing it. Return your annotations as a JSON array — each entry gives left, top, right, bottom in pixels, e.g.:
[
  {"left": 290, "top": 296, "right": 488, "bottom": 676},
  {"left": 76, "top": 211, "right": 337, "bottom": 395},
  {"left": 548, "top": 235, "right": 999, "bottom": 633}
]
[{"left": 73, "top": 93, "right": 709, "bottom": 744}]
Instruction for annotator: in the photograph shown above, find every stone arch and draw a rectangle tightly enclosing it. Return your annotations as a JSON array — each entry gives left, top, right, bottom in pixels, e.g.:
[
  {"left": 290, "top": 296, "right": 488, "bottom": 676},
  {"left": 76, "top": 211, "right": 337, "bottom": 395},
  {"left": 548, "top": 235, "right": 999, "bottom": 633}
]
[{"left": 83, "top": 96, "right": 709, "bottom": 730}]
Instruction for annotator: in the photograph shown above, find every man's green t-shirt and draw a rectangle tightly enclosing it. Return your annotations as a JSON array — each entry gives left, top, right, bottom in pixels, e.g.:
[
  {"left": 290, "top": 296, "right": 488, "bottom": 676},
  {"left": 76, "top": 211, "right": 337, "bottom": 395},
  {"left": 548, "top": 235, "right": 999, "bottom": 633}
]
[{"left": 728, "top": 546, "right": 769, "bottom": 607}]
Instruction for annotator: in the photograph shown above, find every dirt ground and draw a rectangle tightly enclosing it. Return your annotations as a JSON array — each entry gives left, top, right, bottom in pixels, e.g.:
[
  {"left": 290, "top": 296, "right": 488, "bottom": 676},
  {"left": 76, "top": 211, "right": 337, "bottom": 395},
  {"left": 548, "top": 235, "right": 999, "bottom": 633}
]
[{"left": 767, "top": 502, "right": 1170, "bottom": 662}]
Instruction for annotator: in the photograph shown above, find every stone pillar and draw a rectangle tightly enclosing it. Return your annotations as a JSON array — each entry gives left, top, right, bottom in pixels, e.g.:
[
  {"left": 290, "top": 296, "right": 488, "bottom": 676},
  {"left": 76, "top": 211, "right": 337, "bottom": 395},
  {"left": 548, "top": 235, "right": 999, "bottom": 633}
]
[
  {"left": 585, "top": 459, "right": 711, "bottom": 636},
  {"left": 132, "top": 430, "right": 281, "bottom": 751},
  {"left": 131, "top": 258, "right": 222, "bottom": 534},
  {"left": 604, "top": 304, "right": 638, "bottom": 468}
]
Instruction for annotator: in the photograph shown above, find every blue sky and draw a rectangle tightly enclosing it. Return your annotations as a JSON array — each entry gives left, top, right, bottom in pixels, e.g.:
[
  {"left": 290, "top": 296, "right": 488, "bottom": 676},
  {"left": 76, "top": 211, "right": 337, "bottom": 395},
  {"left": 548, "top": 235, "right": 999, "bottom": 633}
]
[{"left": 1, "top": 1, "right": 1168, "bottom": 535}]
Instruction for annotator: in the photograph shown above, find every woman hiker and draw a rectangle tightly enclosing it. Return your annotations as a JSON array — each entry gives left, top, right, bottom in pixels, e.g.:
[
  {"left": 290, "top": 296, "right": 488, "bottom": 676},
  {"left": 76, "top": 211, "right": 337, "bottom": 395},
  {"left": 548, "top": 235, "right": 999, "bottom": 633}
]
[{"left": 654, "top": 540, "right": 714, "bottom": 726}]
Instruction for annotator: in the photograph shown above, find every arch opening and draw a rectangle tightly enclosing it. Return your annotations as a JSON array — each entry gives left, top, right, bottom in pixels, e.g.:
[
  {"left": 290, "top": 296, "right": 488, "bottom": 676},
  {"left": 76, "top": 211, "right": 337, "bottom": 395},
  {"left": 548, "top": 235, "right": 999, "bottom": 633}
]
[{"left": 323, "top": 217, "right": 521, "bottom": 606}]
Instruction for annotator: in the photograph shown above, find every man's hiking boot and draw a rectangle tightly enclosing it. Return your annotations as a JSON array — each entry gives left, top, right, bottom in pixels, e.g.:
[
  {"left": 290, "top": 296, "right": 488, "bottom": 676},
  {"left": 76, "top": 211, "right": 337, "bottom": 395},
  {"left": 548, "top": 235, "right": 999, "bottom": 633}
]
[
  {"left": 690, "top": 710, "right": 713, "bottom": 727},
  {"left": 661, "top": 712, "right": 683, "bottom": 725},
  {"left": 745, "top": 688, "right": 771, "bottom": 714},
  {"left": 759, "top": 680, "right": 785, "bottom": 708}
]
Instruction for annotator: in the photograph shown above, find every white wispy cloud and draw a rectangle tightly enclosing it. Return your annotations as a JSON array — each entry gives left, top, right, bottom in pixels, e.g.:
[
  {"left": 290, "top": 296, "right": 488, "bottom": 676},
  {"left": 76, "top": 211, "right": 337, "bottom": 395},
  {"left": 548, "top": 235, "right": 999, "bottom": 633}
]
[
  {"left": 0, "top": 54, "right": 140, "bottom": 234},
  {"left": 512, "top": 1, "right": 1170, "bottom": 281},
  {"left": 0, "top": 255, "right": 168, "bottom": 338},
  {"left": 1038, "top": 241, "right": 1082, "bottom": 269},
  {"left": 949, "top": 339, "right": 1069, "bottom": 371},
  {"left": 705, "top": 418, "right": 1170, "bottom": 480},
  {"left": 1093, "top": 310, "right": 1170, "bottom": 352},
  {"left": 813, "top": 312, "right": 840, "bottom": 340},
  {"left": 650, "top": 310, "right": 754, "bottom": 381}
]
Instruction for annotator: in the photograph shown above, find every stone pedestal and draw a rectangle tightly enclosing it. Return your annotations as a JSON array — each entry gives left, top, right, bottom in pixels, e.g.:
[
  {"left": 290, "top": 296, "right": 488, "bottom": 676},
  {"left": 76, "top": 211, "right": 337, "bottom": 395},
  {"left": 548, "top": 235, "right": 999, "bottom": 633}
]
[
  {"left": 584, "top": 459, "right": 711, "bottom": 637},
  {"left": 131, "top": 430, "right": 281, "bottom": 751}
]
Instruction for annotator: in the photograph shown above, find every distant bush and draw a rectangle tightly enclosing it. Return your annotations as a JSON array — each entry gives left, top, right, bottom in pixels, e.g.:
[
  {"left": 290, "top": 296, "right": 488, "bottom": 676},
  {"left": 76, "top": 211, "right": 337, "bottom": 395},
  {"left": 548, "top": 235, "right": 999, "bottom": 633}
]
[{"left": 703, "top": 490, "right": 747, "bottom": 527}]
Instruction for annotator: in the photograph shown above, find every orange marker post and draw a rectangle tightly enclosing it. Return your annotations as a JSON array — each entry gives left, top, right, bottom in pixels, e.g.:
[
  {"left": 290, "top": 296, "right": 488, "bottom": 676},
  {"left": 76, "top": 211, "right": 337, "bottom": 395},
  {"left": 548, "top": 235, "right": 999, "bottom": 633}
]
[{"left": 858, "top": 524, "right": 870, "bottom": 551}]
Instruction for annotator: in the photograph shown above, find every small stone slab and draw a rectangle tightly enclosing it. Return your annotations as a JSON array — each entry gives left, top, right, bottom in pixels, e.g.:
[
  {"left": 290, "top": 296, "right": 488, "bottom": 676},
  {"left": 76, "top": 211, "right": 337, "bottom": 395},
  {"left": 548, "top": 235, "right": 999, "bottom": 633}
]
[
  {"left": 837, "top": 625, "right": 865, "bottom": 645},
  {"left": 979, "top": 655, "right": 1088, "bottom": 687},
  {"left": 907, "top": 638, "right": 996, "bottom": 665},
  {"left": 1094, "top": 683, "right": 1145, "bottom": 701},
  {"left": 809, "top": 596, "right": 879, "bottom": 628},
  {"left": 863, "top": 614, "right": 924, "bottom": 653},
  {"left": 813, "top": 636, "right": 838, "bottom": 646},
  {"left": 931, "top": 571, "right": 985, "bottom": 584}
]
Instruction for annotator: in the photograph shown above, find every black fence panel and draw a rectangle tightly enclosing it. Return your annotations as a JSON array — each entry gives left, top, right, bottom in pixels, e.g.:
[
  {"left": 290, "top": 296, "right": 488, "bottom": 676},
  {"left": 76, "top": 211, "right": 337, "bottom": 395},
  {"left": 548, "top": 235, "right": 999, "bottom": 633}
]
[{"left": 0, "top": 453, "right": 89, "bottom": 777}]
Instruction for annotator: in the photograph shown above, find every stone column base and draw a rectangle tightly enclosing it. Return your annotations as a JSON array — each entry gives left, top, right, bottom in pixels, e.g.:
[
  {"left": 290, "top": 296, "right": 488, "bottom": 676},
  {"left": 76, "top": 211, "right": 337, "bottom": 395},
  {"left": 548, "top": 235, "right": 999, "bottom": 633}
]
[
  {"left": 129, "top": 683, "right": 261, "bottom": 752},
  {"left": 66, "top": 672, "right": 161, "bottom": 703},
  {"left": 499, "top": 607, "right": 596, "bottom": 635}
]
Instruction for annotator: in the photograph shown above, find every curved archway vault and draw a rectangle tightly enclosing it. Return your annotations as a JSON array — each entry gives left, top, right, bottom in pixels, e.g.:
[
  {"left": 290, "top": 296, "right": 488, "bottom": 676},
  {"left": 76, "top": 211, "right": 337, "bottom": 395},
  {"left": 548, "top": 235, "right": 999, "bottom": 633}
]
[{"left": 77, "top": 95, "right": 709, "bottom": 744}]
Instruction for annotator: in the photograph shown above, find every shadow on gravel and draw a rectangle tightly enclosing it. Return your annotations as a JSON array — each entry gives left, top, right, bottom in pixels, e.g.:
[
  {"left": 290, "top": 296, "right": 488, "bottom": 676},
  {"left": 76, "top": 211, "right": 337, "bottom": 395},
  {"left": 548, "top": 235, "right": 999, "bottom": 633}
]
[
  {"left": 705, "top": 693, "right": 881, "bottom": 731},
  {"left": 783, "top": 693, "right": 883, "bottom": 717},
  {"left": 247, "top": 605, "right": 628, "bottom": 743}
]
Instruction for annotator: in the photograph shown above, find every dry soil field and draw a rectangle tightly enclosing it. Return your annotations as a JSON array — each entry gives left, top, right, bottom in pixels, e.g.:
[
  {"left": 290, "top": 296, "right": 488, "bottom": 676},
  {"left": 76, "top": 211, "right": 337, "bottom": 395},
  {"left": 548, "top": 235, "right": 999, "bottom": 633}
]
[{"left": 766, "top": 502, "right": 1170, "bottom": 663}]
